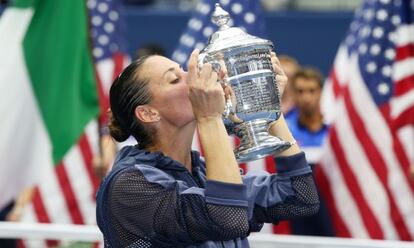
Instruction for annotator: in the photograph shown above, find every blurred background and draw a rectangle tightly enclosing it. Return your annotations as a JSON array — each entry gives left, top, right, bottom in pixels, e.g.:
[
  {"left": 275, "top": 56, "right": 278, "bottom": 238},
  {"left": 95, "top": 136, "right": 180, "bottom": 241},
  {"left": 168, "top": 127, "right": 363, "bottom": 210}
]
[{"left": 0, "top": 0, "right": 362, "bottom": 74}]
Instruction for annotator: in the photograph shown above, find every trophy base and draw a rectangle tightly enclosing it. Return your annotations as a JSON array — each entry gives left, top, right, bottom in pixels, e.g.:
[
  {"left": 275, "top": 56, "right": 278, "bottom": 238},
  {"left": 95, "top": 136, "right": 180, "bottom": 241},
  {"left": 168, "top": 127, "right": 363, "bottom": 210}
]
[{"left": 234, "top": 119, "right": 291, "bottom": 163}]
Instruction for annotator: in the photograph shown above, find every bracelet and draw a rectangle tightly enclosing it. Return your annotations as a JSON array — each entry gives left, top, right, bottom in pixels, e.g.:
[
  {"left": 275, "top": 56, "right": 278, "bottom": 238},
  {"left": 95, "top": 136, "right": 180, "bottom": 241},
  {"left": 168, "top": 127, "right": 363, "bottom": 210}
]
[{"left": 288, "top": 139, "right": 297, "bottom": 146}]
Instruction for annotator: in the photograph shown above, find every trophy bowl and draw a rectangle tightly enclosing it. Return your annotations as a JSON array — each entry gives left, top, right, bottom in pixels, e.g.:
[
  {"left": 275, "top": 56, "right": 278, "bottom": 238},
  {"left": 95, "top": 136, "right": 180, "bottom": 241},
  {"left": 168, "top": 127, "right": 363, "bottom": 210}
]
[{"left": 198, "top": 3, "right": 291, "bottom": 163}]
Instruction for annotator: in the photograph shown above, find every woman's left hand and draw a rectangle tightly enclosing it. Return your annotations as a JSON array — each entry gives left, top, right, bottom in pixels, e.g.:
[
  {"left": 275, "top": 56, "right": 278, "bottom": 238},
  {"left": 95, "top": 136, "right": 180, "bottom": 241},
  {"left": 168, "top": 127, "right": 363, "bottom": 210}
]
[{"left": 271, "top": 52, "right": 288, "bottom": 97}]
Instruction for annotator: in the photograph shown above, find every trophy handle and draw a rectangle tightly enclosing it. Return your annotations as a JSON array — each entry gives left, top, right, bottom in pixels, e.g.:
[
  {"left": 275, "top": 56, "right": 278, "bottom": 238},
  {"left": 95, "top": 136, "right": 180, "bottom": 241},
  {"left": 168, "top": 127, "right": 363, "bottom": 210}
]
[
  {"left": 197, "top": 54, "right": 223, "bottom": 75},
  {"left": 223, "top": 95, "right": 233, "bottom": 118},
  {"left": 222, "top": 82, "right": 244, "bottom": 124}
]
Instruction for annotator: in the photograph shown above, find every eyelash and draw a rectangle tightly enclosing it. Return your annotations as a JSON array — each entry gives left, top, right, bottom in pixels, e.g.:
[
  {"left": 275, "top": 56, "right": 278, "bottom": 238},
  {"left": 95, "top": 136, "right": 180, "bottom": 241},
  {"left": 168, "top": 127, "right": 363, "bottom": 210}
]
[
  {"left": 170, "top": 78, "right": 180, "bottom": 84},
  {"left": 170, "top": 66, "right": 183, "bottom": 84}
]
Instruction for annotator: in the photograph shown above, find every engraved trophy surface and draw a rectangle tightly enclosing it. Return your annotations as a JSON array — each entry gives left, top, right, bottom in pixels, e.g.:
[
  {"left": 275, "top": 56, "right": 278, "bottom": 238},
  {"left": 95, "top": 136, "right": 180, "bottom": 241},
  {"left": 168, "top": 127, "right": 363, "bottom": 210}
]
[{"left": 199, "top": 3, "right": 291, "bottom": 163}]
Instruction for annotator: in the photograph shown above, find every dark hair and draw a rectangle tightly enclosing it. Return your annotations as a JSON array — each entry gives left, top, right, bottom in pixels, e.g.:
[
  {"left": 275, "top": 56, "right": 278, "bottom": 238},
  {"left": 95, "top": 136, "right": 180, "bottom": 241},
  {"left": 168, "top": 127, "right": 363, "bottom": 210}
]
[
  {"left": 108, "top": 56, "right": 156, "bottom": 148},
  {"left": 136, "top": 43, "right": 166, "bottom": 59},
  {"left": 291, "top": 67, "right": 324, "bottom": 89}
]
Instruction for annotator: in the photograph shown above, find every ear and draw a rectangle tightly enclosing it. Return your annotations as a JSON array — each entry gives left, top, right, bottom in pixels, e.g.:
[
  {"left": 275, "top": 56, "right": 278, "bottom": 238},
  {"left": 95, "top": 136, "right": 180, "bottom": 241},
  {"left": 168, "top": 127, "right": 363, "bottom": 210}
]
[{"left": 135, "top": 105, "right": 160, "bottom": 123}]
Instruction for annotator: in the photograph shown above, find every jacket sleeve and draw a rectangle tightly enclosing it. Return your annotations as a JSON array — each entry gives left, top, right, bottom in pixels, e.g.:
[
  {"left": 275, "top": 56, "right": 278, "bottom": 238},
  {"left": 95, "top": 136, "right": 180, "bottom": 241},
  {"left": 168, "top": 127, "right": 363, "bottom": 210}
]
[
  {"left": 242, "top": 152, "right": 320, "bottom": 232},
  {"left": 108, "top": 165, "right": 249, "bottom": 246}
]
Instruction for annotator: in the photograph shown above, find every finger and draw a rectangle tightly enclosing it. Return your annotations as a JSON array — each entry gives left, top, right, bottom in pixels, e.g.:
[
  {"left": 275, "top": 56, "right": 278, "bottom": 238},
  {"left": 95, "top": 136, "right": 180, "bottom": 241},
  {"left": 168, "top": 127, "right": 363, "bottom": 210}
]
[
  {"left": 223, "top": 84, "right": 231, "bottom": 95},
  {"left": 207, "top": 71, "right": 218, "bottom": 88},
  {"left": 229, "top": 113, "right": 243, "bottom": 123},
  {"left": 270, "top": 52, "right": 281, "bottom": 66},
  {"left": 223, "top": 83, "right": 234, "bottom": 96},
  {"left": 275, "top": 74, "right": 288, "bottom": 86},
  {"left": 187, "top": 49, "right": 199, "bottom": 85},
  {"left": 223, "top": 84, "right": 237, "bottom": 110},
  {"left": 218, "top": 68, "right": 227, "bottom": 81},
  {"left": 271, "top": 55, "right": 285, "bottom": 76},
  {"left": 275, "top": 74, "right": 288, "bottom": 95},
  {"left": 200, "top": 63, "right": 213, "bottom": 85}
]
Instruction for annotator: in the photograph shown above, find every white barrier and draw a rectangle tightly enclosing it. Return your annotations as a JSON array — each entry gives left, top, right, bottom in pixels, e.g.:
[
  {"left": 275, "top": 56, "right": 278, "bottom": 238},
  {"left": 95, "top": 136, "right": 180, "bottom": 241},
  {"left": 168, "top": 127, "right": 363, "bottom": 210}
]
[
  {"left": 248, "top": 233, "right": 414, "bottom": 248},
  {"left": 0, "top": 222, "right": 101, "bottom": 242},
  {"left": 0, "top": 222, "right": 413, "bottom": 248}
]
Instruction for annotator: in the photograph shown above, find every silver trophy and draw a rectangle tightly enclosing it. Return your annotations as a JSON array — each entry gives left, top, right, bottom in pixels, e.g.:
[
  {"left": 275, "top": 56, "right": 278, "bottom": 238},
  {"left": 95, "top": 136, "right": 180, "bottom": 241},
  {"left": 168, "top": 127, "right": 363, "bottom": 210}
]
[{"left": 199, "top": 3, "right": 291, "bottom": 162}]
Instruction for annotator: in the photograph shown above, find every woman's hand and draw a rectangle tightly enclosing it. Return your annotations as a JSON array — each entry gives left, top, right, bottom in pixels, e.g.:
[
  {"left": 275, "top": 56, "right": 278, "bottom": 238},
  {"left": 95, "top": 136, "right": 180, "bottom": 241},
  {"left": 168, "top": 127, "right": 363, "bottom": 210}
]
[
  {"left": 187, "top": 49, "right": 225, "bottom": 122},
  {"left": 271, "top": 52, "right": 288, "bottom": 97},
  {"left": 268, "top": 52, "right": 301, "bottom": 156},
  {"left": 187, "top": 50, "right": 242, "bottom": 184}
]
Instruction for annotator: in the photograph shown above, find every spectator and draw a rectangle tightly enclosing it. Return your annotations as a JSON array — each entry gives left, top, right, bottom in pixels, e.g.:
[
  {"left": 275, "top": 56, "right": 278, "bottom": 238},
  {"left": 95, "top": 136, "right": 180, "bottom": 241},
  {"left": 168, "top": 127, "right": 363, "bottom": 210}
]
[
  {"left": 286, "top": 67, "right": 327, "bottom": 150},
  {"left": 285, "top": 67, "right": 334, "bottom": 236}
]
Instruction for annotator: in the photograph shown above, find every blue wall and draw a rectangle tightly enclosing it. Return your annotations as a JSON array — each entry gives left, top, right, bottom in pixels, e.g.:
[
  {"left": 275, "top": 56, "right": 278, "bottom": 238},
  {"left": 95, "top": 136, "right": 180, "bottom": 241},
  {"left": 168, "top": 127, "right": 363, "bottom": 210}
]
[
  {"left": 123, "top": 7, "right": 353, "bottom": 76},
  {"left": 263, "top": 11, "right": 352, "bottom": 75}
]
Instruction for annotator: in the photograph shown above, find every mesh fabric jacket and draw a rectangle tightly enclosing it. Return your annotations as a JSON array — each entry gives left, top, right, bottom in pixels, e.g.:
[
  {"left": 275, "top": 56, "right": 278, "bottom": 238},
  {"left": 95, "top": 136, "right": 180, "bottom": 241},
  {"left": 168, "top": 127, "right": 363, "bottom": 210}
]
[{"left": 96, "top": 146, "right": 319, "bottom": 247}]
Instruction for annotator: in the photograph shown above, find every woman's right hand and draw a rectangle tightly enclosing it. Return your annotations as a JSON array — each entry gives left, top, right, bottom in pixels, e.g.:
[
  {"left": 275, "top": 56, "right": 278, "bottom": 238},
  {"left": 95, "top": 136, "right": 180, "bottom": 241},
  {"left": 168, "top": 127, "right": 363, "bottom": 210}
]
[
  {"left": 271, "top": 52, "right": 288, "bottom": 97},
  {"left": 187, "top": 49, "right": 225, "bottom": 122},
  {"left": 187, "top": 49, "right": 242, "bottom": 184}
]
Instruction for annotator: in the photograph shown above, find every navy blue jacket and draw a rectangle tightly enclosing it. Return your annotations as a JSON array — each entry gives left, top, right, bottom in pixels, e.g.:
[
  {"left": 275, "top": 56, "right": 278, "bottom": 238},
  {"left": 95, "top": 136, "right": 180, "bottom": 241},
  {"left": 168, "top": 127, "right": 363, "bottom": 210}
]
[{"left": 96, "top": 146, "right": 319, "bottom": 247}]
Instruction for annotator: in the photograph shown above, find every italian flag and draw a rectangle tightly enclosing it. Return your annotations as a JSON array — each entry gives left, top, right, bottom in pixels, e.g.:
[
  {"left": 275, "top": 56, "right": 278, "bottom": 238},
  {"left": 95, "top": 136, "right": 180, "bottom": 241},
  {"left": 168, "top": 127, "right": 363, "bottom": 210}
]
[{"left": 0, "top": 0, "right": 101, "bottom": 239}]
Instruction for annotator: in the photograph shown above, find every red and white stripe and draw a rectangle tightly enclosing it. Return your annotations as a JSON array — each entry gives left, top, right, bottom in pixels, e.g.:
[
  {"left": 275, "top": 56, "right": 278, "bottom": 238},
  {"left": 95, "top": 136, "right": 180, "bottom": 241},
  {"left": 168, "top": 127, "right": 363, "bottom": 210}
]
[
  {"left": 20, "top": 120, "right": 101, "bottom": 247},
  {"left": 318, "top": 22, "right": 414, "bottom": 241},
  {"left": 391, "top": 24, "right": 414, "bottom": 129},
  {"left": 95, "top": 53, "right": 130, "bottom": 124}
]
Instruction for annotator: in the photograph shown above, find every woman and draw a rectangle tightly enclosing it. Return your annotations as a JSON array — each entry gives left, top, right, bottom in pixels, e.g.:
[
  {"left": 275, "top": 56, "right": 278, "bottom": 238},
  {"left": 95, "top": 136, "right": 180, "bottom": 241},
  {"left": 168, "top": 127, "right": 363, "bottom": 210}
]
[{"left": 96, "top": 49, "right": 320, "bottom": 247}]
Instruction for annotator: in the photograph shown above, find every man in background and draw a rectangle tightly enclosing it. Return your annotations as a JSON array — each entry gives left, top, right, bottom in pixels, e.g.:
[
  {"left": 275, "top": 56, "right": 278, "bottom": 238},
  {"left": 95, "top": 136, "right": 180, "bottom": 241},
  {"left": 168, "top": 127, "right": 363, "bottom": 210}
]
[
  {"left": 286, "top": 67, "right": 334, "bottom": 236},
  {"left": 286, "top": 67, "right": 327, "bottom": 151}
]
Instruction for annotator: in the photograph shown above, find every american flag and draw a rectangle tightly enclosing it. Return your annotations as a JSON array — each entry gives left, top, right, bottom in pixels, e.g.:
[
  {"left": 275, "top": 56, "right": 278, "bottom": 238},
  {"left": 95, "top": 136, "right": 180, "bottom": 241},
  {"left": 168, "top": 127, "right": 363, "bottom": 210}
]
[
  {"left": 88, "top": 0, "right": 130, "bottom": 124},
  {"left": 318, "top": 0, "right": 414, "bottom": 240},
  {"left": 174, "top": 0, "right": 293, "bottom": 235},
  {"left": 20, "top": 1, "right": 129, "bottom": 247}
]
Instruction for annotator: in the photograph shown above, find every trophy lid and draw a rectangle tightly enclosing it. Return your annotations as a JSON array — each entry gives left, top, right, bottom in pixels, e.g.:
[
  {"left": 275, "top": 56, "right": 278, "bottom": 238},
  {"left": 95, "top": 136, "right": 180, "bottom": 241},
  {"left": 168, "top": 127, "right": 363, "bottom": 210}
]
[{"left": 201, "top": 3, "right": 272, "bottom": 55}]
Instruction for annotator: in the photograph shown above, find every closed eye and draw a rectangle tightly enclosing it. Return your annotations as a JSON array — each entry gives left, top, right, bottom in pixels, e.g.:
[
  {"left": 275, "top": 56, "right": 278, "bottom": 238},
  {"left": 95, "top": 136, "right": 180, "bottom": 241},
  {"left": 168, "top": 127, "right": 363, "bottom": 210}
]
[{"left": 170, "top": 78, "right": 180, "bottom": 84}]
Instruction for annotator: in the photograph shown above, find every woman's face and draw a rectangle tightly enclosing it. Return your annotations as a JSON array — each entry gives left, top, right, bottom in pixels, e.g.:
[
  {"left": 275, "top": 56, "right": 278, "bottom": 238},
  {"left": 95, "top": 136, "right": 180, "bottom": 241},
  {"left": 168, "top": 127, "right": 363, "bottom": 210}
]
[{"left": 141, "top": 55, "right": 195, "bottom": 127}]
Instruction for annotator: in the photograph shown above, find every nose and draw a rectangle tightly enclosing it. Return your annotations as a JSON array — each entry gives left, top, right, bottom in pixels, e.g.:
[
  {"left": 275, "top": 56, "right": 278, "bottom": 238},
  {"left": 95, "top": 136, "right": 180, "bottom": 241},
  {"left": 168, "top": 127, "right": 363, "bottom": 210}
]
[{"left": 182, "top": 70, "right": 188, "bottom": 82}]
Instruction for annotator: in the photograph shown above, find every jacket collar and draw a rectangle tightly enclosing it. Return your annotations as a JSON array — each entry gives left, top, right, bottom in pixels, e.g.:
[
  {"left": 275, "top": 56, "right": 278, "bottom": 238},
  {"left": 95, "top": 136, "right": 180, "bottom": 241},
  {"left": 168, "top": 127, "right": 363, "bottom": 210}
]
[{"left": 115, "top": 145, "right": 203, "bottom": 172}]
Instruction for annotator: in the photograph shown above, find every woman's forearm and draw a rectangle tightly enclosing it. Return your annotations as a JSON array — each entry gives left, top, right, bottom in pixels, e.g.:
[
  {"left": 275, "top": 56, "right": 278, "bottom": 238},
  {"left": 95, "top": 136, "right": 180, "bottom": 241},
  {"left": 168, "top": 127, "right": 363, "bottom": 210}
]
[
  {"left": 268, "top": 114, "right": 301, "bottom": 156},
  {"left": 198, "top": 117, "right": 242, "bottom": 184}
]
